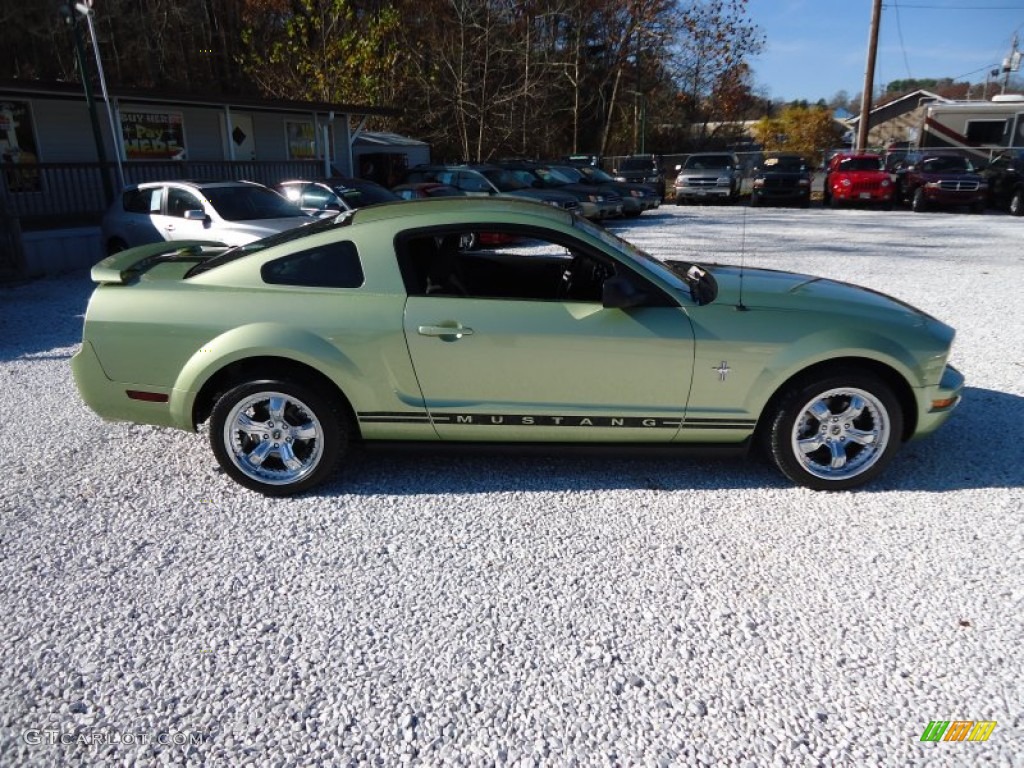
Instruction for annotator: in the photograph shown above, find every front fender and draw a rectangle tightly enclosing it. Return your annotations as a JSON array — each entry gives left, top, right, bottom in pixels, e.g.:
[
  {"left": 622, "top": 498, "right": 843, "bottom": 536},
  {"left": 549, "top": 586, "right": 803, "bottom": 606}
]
[
  {"left": 168, "top": 323, "right": 362, "bottom": 430},
  {"left": 743, "top": 327, "right": 922, "bottom": 415}
]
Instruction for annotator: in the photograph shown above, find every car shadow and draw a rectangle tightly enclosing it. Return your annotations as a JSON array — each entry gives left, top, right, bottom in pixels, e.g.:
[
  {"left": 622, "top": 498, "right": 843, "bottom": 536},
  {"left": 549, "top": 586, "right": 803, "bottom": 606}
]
[
  {"left": 322, "top": 386, "right": 1022, "bottom": 496},
  {"left": 0, "top": 271, "right": 92, "bottom": 363}
]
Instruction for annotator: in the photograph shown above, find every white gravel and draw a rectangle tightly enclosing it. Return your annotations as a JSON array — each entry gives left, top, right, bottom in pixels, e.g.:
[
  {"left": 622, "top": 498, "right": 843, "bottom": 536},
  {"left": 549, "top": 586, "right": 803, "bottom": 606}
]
[{"left": 1, "top": 205, "right": 1022, "bottom": 766}]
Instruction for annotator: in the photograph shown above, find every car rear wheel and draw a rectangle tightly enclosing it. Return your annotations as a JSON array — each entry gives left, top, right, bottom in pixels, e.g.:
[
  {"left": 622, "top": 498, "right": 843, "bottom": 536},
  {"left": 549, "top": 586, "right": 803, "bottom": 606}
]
[
  {"left": 210, "top": 379, "right": 346, "bottom": 495},
  {"left": 765, "top": 371, "right": 903, "bottom": 491},
  {"left": 911, "top": 188, "right": 928, "bottom": 212}
]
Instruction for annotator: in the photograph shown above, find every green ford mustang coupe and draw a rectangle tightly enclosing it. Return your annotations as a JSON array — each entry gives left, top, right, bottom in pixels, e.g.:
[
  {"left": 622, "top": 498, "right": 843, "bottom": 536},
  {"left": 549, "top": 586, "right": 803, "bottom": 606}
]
[{"left": 72, "top": 197, "right": 963, "bottom": 495}]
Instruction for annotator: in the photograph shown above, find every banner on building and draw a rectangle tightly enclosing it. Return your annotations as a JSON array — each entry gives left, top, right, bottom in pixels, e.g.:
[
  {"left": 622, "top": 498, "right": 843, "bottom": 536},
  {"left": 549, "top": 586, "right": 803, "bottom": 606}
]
[
  {"left": 1, "top": 100, "right": 41, "bottom": 192},
  {"left": 121, "top": 111, "right": 186, "bottom": 160},
  {"left": 286, "top": 120, "right": 316, "bottom": 160}
]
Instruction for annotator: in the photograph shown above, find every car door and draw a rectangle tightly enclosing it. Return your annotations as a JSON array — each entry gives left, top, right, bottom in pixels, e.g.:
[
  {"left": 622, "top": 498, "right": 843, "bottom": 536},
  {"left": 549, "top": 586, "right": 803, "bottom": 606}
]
[
  {"left": 152, "top": 186, "right": 211, "bottom": 241},
  {"left": 400, "top": 226, "right": 695, "bottom": 442}
]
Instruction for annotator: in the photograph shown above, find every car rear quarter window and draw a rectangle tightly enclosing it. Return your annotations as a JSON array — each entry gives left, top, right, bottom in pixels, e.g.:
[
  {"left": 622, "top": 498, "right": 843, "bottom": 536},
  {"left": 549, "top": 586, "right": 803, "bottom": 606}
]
[
  {"left": 123, "top": 187, "right": 160, "bottom": 214},
  {"left": 261, "top": 241, "right": 364, "bottom": 288}
]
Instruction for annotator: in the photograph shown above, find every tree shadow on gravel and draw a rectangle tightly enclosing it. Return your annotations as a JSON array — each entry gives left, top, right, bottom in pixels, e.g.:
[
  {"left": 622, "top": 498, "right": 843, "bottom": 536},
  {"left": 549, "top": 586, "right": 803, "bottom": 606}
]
[{"left": 322, "top": 386, "right": 1021, "bottom": 496}]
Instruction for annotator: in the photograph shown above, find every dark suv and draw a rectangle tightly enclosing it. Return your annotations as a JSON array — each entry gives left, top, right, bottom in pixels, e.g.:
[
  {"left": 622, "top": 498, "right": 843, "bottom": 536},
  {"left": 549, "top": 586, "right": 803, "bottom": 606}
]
[
  {"left": 611, "top": 154, "right": 666, "bottom": 198},
  {"left": 749, "top": 153, "right": 812, "bottom": 208},
  {"left": 980, "top": 150, "right": 1024, "bottom": 215},
  {"left": 893, "top": 153, "right": 986, "bottom": 213}
]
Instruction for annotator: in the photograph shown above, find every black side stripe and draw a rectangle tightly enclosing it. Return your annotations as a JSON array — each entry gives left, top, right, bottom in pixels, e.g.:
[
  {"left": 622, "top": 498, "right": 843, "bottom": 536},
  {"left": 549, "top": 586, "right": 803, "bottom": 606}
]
[{"left": 357, "top": 412, "right": 755, "bottom": 430}]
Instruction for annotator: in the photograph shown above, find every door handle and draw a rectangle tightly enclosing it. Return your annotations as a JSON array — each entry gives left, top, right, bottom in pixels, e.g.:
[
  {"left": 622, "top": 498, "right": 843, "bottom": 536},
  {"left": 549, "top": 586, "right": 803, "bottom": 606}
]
[{"left": 417, "top": 324, "right": 474, "bottom": 340}]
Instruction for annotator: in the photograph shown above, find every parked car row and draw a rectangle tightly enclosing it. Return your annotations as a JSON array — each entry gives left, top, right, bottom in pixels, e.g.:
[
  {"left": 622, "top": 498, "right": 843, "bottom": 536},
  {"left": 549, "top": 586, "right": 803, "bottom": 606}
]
[{"left": 99, "top": 147, "right": 1024, "bottom": 257}]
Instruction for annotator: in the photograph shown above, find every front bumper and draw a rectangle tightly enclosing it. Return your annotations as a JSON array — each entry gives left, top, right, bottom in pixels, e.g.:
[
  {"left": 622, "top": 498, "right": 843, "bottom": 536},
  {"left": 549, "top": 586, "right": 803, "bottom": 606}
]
[
  {"left": 922, "top": 188, "right": 986, "bottom": 207},
  {"left": 675, "top": 185, "right": 734, "bottom": 201},
  {"left": 911, "top": 364, "right": 964, "bottom": 440}
]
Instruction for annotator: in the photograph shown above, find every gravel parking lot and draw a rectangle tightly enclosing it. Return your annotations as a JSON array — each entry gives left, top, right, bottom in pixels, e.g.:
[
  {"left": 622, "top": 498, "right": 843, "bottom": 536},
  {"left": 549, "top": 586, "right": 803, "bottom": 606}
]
[{"left": 1, "top": 204, "right": 1022, "bottom": 766}]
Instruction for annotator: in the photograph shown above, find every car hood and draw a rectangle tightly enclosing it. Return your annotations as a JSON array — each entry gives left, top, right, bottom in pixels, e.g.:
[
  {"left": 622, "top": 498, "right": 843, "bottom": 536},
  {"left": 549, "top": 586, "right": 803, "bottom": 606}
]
[
  {"left": 832, "top": 169, "right": 889, "bottom": 180},
  {"left": 916, "top": 171, "right": 983, "bottom": 182},
  {"left": 690, "top": 263, "right": 934, "bottom": 323},
  {"left": 506, "top": 188, "right": 579, "bottom": 204}
]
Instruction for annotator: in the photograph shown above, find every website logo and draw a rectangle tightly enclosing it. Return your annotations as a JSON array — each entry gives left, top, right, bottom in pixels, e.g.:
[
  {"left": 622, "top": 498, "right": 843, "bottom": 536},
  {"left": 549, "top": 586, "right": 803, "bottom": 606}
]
[{"left": 920, "top": 720, "right": 997, "bottom": 742}]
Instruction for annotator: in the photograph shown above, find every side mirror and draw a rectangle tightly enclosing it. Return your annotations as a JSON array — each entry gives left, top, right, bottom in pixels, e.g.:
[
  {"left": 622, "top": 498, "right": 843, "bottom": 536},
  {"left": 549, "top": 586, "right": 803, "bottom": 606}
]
[
  {"left": 602, "top": 275, "right": 647, "bottom": 309},
  {"left": 183, "top": 209, "right": 207, "bottom": 221}
]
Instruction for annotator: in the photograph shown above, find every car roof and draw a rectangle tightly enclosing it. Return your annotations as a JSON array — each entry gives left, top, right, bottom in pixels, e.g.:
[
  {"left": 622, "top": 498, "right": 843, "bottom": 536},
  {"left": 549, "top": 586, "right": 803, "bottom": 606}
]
[
  {"left": 131, "top": 180, "right": 266, "bottom": 190},
  {"left": 347, "top": 195, "right": 575, "bottom": 226}
]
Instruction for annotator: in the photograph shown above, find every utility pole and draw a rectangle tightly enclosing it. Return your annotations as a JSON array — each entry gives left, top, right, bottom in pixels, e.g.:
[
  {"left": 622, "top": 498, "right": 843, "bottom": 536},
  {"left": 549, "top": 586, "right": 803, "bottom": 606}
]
[
  {"left": 856, "top": 0, "right": 882, "bottom": 151},
  {"left": 1002, "top": 34, "right": 1019, "bottom": 94}
]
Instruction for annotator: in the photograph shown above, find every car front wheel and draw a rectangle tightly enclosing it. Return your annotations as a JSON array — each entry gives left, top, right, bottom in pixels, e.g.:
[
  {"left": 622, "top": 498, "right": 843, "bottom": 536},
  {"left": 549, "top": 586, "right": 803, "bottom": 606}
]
[
  {"left": 911, "top": 187, "right": 928, "bottom": 212},
  {"left": 765, "top": 371, "right": 903, "bottom": 491},
  {"left": 210, "top": 379, "right": 346, "bottom": 495}
]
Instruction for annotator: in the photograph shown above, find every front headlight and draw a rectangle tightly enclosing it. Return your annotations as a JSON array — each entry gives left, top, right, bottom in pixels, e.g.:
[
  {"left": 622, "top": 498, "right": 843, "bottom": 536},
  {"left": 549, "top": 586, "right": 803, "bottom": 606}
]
[
  {"left": 630, "top": 189, "right": 642, "bottom": 197},
  {"left": 613, "top": 176, "right": 627, "bottom": 182},
  {"left": 840, "top": 178, "right": 852, "bottom": 188},
  {"left": 752, "top": 178, "right": 765, "bottom": 189}
]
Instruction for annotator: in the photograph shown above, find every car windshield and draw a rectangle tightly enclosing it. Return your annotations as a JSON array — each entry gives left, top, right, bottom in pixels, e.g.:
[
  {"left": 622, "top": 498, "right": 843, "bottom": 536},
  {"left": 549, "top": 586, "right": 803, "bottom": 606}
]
[
  {"left": 202, "top": 185, "right": 307, "bottom": 221},
  {"left": 762, "top": 156, "right": 805, "bottom": 172},
  {"left": 920, "top": 156, "right": 970, "bottom": 173},
  {"left": 332, "top": 182, "right": 399, "bottom": 207},
  {"left": 534, "top": 166, "right": 577, "bottom": 185},
  {"left": 480, "top": 169, "right": 529, "bottom": 191},
  {"left": 572, "top": 217, "right": 690, "bottom": 295},
  {"left": 577, "top": 166, "right": 616, "bottom": 183},
  {"left": 619, "top": 156, "right": 655, "bottom": 171},
  {"left": 838, "top": 157, "right": 883, "bottom": 172},
  {"left": 549, "top": 165, "right": 585, "bottom": 182},
  {"left": 683, "top": 155, "right": 733, "bottom": 170},
  {"left": 185, "top": 215, "right": 344, "bottom": 277}
]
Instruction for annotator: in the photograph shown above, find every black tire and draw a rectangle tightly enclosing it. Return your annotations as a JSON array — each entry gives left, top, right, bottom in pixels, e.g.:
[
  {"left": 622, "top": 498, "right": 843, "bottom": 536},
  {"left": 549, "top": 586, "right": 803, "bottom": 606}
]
[
  {"left": 750, "top": 193, "right": 761, "bottom": 207},
  {"left": 911, "top": 188, "right": 927, "bottom": 213},
  {"left": 1010, "top": 189, "right": 1024, "bottom": 216},
  {"left": 763, "top": 370, "right": 903, "bottom": 491},
  {"left": 210, "top": 378, "right": 346, "bottom": 495},
  {"left": 971, "top": 201, "right": 986, "bottom": 214}
]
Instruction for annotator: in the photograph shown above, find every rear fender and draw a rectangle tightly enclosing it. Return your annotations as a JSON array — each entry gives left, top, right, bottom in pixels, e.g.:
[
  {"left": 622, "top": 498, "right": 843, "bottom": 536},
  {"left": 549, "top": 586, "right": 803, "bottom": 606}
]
[{"left": 168, "top": 323, "right": 363, "bottom": 430}]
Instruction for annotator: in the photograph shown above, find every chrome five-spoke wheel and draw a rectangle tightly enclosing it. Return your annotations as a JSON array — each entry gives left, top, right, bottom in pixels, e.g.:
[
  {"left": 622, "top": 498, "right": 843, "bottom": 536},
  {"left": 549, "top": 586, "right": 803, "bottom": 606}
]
[
  {"left": 210, "top": 379, "right": 345, "bottom": 495},
  {"left": 766, "top": 371, "right": 903, "bottom": 490}
]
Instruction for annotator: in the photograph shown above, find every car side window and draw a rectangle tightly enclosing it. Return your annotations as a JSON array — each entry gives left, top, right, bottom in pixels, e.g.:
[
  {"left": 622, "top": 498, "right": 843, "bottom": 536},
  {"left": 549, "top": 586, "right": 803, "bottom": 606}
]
[
  {"left": 261, "top": 241, "right": 364, "bottom": 288},
  {"left": 300, "top": 186, "right": 337, "bottom": 210},
  {"left": 123, "top": 187, "right": 158, "bottom": 214},
  {"left": 397, "top": 227, "right": 615, "bottom": 303},
  {"left": 166, "top": 188, "right": 204, "bottom": 218}
]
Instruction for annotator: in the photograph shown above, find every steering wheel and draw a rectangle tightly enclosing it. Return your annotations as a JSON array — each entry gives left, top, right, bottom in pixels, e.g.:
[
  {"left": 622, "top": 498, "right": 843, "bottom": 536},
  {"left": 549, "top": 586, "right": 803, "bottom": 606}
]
[{"left": 558, "top": 254, "right": 614, "bottom": 301}]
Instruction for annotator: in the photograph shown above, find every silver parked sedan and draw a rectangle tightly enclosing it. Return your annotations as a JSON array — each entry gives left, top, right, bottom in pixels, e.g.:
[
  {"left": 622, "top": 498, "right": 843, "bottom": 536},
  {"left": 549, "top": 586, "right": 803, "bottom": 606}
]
[{"left": 100, "top": 180, "right": 312, "bottom": 255}]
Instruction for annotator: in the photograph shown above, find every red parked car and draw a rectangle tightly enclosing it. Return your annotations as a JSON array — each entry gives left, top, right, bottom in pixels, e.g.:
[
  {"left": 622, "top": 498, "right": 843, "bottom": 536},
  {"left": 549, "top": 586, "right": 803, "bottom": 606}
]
[{"left": 823, "top": 153, "right": 894, "bottom": 209}]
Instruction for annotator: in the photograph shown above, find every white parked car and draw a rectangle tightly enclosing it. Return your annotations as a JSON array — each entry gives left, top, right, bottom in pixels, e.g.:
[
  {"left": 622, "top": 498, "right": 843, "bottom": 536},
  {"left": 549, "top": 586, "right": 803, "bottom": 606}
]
[{"left": 100, "top": 180, "right": 312, "bottom": 255}]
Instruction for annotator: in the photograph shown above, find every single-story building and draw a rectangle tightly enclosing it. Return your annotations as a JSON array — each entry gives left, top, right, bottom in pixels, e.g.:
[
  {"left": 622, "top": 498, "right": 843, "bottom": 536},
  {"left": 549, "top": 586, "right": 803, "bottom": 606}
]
[{"left": 1, "top": 81, "right": 427, "bottom": 279}]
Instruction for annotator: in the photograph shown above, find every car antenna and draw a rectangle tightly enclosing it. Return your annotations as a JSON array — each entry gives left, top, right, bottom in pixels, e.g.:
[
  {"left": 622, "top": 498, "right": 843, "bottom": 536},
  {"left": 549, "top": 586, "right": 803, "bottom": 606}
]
[{"left": 736, "top": 207, "right": 749, "bottom": 311}]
